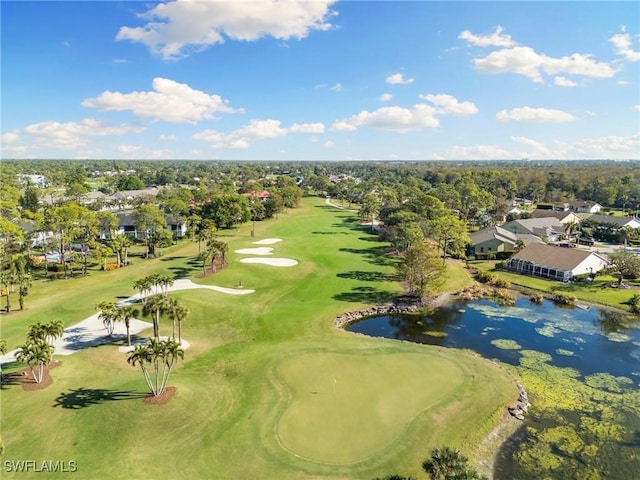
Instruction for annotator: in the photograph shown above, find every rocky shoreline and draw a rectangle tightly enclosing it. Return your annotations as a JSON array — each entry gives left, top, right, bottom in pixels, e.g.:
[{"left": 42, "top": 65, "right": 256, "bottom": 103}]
[{"left": 332, "top": 297, "right": 421, "bottom": 329}]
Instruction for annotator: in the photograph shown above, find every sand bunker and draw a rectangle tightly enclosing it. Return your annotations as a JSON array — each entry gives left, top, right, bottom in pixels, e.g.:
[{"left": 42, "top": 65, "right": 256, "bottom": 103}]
[
  {"left": 252, "top": 238, "right": 283, "bottom": 245},
  {"left": 240, "top": 257, "right": 298, "bottom": 267},
  {"left": 235, "top": 247, "right": 274, "bottom": 255}
]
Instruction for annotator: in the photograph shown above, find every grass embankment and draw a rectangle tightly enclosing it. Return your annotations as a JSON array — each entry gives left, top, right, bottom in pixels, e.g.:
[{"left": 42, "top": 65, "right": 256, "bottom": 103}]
[
  {"left": 471, "top": 260, "right": 639, "bottom": 312},
  {"left": 1, "top": 198, "right": 515, "bottom": 479}
]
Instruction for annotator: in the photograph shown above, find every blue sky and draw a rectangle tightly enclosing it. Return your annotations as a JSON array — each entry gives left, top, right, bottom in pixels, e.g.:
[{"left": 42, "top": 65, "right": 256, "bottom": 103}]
[{"left": 1, "top": 1, "right": 638, "bottom": 161}]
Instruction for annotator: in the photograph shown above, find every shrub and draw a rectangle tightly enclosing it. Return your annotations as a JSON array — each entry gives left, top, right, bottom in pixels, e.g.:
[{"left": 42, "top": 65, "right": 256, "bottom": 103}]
[
  {"left": 492, "top": 288, "right": 515, "bottom": 305},
  {"left": 553, "top": 293, "right": 576, "bottom": 305},
  {"left": 492, "top": 278, "right": 511, "bottom": 289},
  {"left": 105, "top": 263, "right": 119, "bottom": 271},
  {"left": 629, "top": 293, "right": 640, "bottom": 314},
  {"left": 476, "top": 270, "right": 496, "bottom": 284},
  {"left": 530, "top": 293, "right": 544, "bottom": 304}
]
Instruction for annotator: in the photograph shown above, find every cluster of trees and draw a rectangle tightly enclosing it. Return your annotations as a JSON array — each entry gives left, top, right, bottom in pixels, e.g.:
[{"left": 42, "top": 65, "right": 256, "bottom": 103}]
[
  {"left": 124, "top": 273, "right": 188, "bottom": 397},
  {"left": 14, "top": 320, "right": 64, "bottom": 383}
]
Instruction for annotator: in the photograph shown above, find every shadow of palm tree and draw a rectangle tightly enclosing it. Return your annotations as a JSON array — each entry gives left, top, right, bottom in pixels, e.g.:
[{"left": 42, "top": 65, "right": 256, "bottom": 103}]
[{"left": 53, "top": 387, "right": 146, "bottom": 409}]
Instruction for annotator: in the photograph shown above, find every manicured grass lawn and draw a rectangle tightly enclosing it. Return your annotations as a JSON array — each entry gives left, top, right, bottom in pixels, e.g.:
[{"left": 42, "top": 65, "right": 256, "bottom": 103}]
[
  {"left": 1, "top": 198, "right": 515, "bottom": 479},
  {"left": 471, "top": 260, "right": 639, "bottom": 311}
]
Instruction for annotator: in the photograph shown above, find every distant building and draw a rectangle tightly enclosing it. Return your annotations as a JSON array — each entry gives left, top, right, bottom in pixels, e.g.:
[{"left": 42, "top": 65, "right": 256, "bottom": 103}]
[
  {"left": 501, "top": 218, "right": 566, "bottom": 242},
  {"left": 582, "top": 214, "right": 640, "bottom": 229},
  {"left": 531, "top": 209, "right": 581, "bottom": 225}
]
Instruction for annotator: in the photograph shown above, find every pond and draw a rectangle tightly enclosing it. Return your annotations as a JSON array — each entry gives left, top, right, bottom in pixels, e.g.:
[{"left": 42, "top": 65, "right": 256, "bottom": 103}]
[{"left": 346, "top": 297, "right": 640, "bottom": 479}]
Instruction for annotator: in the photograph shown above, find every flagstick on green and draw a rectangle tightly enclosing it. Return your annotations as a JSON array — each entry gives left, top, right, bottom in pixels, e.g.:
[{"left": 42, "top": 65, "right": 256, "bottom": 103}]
[{"left": 333, "top": 377, "right": 337, "bottom": 395}]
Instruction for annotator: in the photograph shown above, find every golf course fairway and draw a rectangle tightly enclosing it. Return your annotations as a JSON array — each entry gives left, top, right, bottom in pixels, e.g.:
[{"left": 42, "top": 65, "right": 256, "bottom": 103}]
[{"left": 0, "top": 197, "right": 517, "bottom": 479}]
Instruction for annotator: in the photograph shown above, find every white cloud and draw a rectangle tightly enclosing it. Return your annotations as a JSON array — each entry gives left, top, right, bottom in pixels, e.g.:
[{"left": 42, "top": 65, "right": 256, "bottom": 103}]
[
  {"left": 21, "top": 118, "right": 145, "bottom": 150},
  {"left": 610, "top": 33, "right": 640, "bottom": 61},
  {"left": 418, "top": 94, "right": 478, "bottom": 115},
  {"left": 386, "top": 73, "right": 414, "bottom": 85},
  {"left": 117, "top": 144, "right": 142, "bottom": 153},
  {"left": 618, "top": 80, "right": 630, "bottom": 85},
  {"left": 473, "top": 46, "right": 615, "bottom": 83},
  {"left": 634, "top": 105, "right": 640, "bottom": 112},
  {"left": 330, "top": 83, "right": 344, "bottom": 92},
  {"left": 496, "top": 107, "right": 576, "bottom": 123},
  {"left": 116, "top": 0, "right": 337, "bottom": 60},
  {"left": 289, "top": 122, "right": 325, "bottom": 134},
  {"left": 554, "top": 76, "right": 577, "bottom": 87},
  {"left": 431, "top": 133, "right": 639, "bottom": 161},
  {"left": 82, "top": 77, "right": 242, "bottom": 124},
  {"left": 554, "top": 133, "right": 640, "bottom": 159},
  {"left": 193, "top": 118, "right": 324, "bottom": 149},
  {"left": 159, "top": 133, "right": 176, "bottom": 141},
  {"left": 458, "top": 26, "right": 516, "bottom": 48},
  {"left": 379, "top": 93, "right": 393, "bottom": 102},
  {"left": 1, "top": 132, "right": 19, "bottom": 143},
  {"left": 332, "top": 104, "right": 438, "bottom": 133},
  {"left": 113, "top": 58, "right": 128, "bottom": 64},
  {"left": 324, "top": 140, "right": 335, "bottom": 148},
  {"left": 437, "top": 144, "right": 517, "bottom": 160},
  {"left": 511, "top": 136, "right": 551, "bottom": 156}
]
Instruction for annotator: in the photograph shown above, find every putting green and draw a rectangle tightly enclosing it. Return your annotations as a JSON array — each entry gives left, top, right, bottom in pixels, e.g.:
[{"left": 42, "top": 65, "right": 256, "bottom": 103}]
[{"left": 276, "top": 351, "right": 465, "bottom": 465}]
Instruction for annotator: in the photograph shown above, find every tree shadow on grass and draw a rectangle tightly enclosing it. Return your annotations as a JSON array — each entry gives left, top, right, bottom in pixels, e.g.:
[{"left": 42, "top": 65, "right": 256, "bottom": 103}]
[
  {"left": 333, "top": 286, "right": 396, "bottom": 304},
  {"left": 339, "top": 247, "right": 397, "bottom": 267},
  {"left": 53, "top": 387, "right": 146, "bottom": 409},
  {"left": 337, "top": 271, "right": 398, "bottom": 282},
  {"left": 167, "top": 259, "right": 202, "bottom": 279}
]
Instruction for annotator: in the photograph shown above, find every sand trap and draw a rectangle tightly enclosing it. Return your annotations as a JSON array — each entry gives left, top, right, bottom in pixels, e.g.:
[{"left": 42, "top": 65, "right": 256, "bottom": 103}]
[
  {"left": 235, "top": 247, "right": 274, "bottom": 255},
  {"left": 252, "top": 238, "right": 283, "bottom": 245},
  {"left": 240, "top": 257, "right": 298, "bottom": 267},
  {"left": 121, "top": 279, "right": 255, "bottom": 303}
]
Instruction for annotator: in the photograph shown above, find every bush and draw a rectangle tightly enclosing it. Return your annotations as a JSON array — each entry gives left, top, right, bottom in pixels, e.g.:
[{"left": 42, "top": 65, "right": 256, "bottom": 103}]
[
  {"left": 553, "top": 293, "right": 576, "bottom": 305},
  {"left": 105, "top": 263, "right": 119, "bottom": 271},
  {"left": 629, "top": 294, "right": 640, "bottom": 314},
  {"left": 476, "top": 270, "right": 497, "bottom": 284},
  {"left": 530, "top": 293, "right": 544, "bottom": 304},
  {"left": 492, "top": 278, "right": 511, "bottom": 289}
]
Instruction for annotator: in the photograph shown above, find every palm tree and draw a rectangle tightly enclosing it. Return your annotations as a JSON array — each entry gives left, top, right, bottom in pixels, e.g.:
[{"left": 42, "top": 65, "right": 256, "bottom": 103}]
[
  {"left": 157, "top": 274, "right": 174, "bottom": 297},
  {"left": 514, "top": 239, "right": 525, "bottom": 253},
  {"left": 16, "top": 338, "right": 53, "bottom": 383},
  {"left": 166, "top": 297, "right": 189, "bottom": 342},
  {"left": 143, "top": 294, "right": 170, "bottom": 340},
  {"left": 198, "top": 247, "right": 215, "bottom": 275},
  {"left": 127, "top": 342, "right": 154, "bottom": 394},
  {"left": 117, "top": 304, "right": 139, "bottom": 347},
  {"left": 133, "top": 276, "right": 153, "bottom": 303},
  {"left": 17, "top": 273, "right": 33, "bottom": 311},
  {"left": 97, "top": 301, "right": 118, "bottom": 336},
  {"left": 43, "top": 320, "right": 64, "bottom": 349},
  {"left": 127, "top": 338, "right": 184, "bottom": 397},
  {"left": 422, "top": 446, "right": 469, "bottom": 480}
]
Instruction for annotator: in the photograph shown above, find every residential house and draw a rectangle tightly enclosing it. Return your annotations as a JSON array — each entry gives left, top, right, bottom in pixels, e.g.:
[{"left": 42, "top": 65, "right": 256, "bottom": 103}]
[
  {"left": 531, "top": 209, "right": 581, "bottom": 225},
  {"left": 581, "top": 214, "right": 640, "bottom": 229},
  {"left": 567, "top": 201, "right": 602, "bottom": 213},
  {"left": 99, "top": 212, "right": 187, "bottom": 240},
  {"left": 470, "top": 226, "right": 543, "bottom": 257},
  {"left": 505, "top": 244, "right": 610, "bottom": 281},
  {"left": 501, "top": 218, "right": 566, "bottom": 242},
  {"left": 471, "top": 226, "right": 517, "bottom": 256},
  {"left": 242, "top": 190, "right": 271, "bottom": 202}
]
